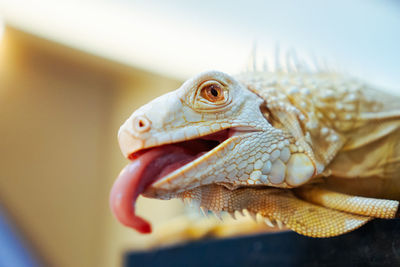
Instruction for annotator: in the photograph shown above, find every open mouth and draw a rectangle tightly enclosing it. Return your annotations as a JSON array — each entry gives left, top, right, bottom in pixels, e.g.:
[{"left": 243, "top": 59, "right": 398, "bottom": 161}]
[
  {"left": 129, "top": 129, "right": 229, "bottom": 180},
  {"left": 110, "top": 128, "right": 240, "bottom": 234}
]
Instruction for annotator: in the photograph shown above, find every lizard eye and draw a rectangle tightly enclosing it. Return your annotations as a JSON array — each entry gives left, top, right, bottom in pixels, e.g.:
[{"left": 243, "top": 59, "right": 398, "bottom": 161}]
[
  {"left": 199, "top": 81, "right": 226, "bottom": 103},
  {"left": 193, "top": 79, "right": 231, "bottom": 111}
]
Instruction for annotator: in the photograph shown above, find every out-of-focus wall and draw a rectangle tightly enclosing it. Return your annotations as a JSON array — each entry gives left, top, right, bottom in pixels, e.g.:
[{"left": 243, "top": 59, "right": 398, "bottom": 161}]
[{"left": 0, "top": 26, "right": 184, "bottom": 267}]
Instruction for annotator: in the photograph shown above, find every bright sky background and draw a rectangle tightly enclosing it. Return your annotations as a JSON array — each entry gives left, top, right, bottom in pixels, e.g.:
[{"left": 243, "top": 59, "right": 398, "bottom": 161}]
[{"left": 0, "top": 0, "right": 399, "bottom": 92}]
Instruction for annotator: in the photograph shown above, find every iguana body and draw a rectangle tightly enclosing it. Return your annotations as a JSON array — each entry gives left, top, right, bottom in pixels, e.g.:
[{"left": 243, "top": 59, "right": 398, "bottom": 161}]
[{"left": 110, "top": 68, "right": 400, "bottom": 238}]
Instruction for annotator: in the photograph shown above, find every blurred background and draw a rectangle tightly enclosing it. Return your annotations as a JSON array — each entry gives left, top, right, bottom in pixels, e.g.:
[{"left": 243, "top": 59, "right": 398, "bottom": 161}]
[{"left": 0, "top": 0, "right": 399, "bottom": 266}]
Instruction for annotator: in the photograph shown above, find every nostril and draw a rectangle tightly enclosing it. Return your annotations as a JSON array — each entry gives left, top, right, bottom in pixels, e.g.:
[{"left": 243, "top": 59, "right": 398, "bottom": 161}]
[{"left": 133, "top": 115, "right": 151, "bottom": 133}]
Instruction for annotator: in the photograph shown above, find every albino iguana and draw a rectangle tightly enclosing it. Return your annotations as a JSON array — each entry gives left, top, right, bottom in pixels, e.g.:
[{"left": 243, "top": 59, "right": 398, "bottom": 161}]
[{"left": 110, "top": 62, "right": 400, "bottom": 238}]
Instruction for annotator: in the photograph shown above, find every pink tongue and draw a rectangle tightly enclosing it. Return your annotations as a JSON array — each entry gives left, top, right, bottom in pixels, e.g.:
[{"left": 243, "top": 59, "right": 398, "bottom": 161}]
[{"left": 109, "top": 146, "right": 194, "bottom": 234}]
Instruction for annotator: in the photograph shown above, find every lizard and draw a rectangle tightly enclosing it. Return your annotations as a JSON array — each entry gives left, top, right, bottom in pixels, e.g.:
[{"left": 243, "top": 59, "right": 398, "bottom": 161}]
[{"left": 110, "top": 63, "right": 400, "bottom": 238}]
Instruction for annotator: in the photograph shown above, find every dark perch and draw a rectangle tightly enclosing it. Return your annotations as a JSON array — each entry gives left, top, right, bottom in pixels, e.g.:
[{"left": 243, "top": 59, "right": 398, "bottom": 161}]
[{"left": 125, "top": 219, "right": 400, "bottom": 267}]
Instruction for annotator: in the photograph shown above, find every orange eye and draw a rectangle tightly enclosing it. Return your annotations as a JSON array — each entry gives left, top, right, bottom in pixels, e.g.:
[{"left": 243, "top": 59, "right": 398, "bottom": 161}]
[{"left": 200, "top": 82, "right": 225, "bottom": 102}]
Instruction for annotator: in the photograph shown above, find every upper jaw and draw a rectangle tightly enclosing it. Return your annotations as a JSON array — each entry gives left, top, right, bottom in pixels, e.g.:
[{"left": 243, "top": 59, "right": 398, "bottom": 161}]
[
  {"left": 118, "top": 120, "right": 258, "bottom": 159},
  {"left": 118, "top": 122, "right": 258, "bottom": 159},
  {"left": 118, "top": 129, "right": 145, "bottom": 158}
]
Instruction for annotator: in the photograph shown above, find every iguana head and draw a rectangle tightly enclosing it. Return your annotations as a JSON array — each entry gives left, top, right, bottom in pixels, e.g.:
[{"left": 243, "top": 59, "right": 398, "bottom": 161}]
[{"left": 110, "top": 70, "right": 317, "bottom": 233}]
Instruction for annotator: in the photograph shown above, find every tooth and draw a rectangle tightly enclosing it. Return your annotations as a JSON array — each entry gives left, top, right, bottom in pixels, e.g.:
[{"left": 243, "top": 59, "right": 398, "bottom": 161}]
[
  {"left": 200, "top": 207, "right": 209, "bottom": 217},
  {"left": 276, "top": 219, "right": 283, "bottom": 229},
  {"left": 249, "top": 212, "right": 257, "bottom": 222},
  {"left": 192, "top": 200, "right": 200, "bottom": 211},
  {"left": 243, "top": 209, "right": 257, "bottom": 222},
  {"left": 229, "top": 212, "right": 237, "bottom": 220},
  {"left": 184, "top": 198, "right": 191, "bottom": 206},
  {"left": 234, "top": 210, "right": 243, "bottom": 218},
  {"left": 286, "top": 153, "right": 315, "bottom": 186},
  {"left": 239, "top": 210, "right": 245, "bottom": 217},
  {"left": 213, "top": 211, "right": 223, "bottom": 221},
  {"left": 269, "top": 159, "right": 286, "bottom": 184},
  {"left": 264, "top": 218, "right": 275, "bottom": 227}
]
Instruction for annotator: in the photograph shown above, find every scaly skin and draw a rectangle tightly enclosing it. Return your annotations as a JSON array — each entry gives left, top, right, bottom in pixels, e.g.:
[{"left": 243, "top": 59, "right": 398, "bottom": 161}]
[{"left": 117, "top": 69, "right": 400, "bottom": 237}]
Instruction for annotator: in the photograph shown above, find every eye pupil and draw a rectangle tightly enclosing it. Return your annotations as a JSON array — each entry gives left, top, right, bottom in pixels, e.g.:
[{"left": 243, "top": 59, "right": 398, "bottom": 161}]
[{"left": 210, "top": 88, "right": 219, "bottom": 97}]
